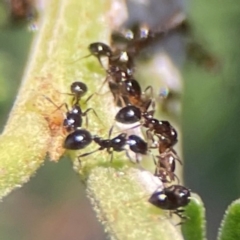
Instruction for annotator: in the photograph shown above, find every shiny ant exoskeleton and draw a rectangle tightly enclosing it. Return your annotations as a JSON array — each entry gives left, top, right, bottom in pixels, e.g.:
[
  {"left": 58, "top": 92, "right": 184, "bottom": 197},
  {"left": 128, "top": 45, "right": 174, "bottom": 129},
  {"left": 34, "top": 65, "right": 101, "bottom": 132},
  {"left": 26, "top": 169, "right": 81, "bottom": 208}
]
[
  {"left": 45, "top": 81, "right": 99, "bottom": 132},
  {"left": 154, "top": 149, "right": 182, "bottom": 183},
  {"left": 88, "top": 42, "right": 113, "bottom": 67},
  {"left": 69, "top": 81, "right": 88, "bottom": 104},
  {"left": 64, "top": 128, "right": 92, "bottom": 150},
  {"left": 148, "top": 184, "right": 191, "bottom": 221},
  {"left": 72, "top": 132, "right": 148, "bottom": 163},
  {"left": 114, "top": 106, "right": 178, "bottom": 141},
  {"left": 143, "top": 119, "right": 178, "bottom": 152},
  {"left": 63, "top": 103, "right": 99, "bottom": 132}
]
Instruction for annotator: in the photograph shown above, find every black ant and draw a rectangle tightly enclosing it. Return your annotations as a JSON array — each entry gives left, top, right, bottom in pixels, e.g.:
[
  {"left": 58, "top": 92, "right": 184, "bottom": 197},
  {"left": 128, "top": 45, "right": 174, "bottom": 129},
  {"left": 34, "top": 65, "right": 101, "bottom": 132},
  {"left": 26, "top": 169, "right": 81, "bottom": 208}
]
[
  {"left": 63, "top": 103, "right": 99, "bottom": 132},
  {"left": 44, "top": 81, "right": 99, "bottom": 132},
  {"left": 75, "top": 132, "right": 148, "bottom": 163},
  {"left": 148, "top": 184, "right": 191, "bottom": 222},
  {"left": 143, "top": 119, "right": 178, "bottom": 152},
  {"left": 114, "top": 105, "right": 178, "bottom": 152}
]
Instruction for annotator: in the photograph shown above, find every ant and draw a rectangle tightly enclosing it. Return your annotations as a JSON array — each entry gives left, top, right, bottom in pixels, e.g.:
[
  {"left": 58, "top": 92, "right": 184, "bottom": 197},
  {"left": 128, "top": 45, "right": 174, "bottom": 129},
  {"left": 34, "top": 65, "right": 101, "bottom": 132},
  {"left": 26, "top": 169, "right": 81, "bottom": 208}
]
[
  {"left": 44, "top": 81, "right": 99, "bottom": 132},
  {"left": 154, "top": 149, "right": 182, "bottom": 183},
  {"left": 106, "top": 67, "right": 154, "bottom": 109},
  {"left": 148, "top": 184, "right": 191, "bottom": 222},
  {"left": 143, "top": 119, "right": 178, "bottom": 153},
  {"left": 114, "top": 105, "right": 178, "bottom": 152},
  {"left": 77, "top": 132, "right": 148, "bottom": 163}
]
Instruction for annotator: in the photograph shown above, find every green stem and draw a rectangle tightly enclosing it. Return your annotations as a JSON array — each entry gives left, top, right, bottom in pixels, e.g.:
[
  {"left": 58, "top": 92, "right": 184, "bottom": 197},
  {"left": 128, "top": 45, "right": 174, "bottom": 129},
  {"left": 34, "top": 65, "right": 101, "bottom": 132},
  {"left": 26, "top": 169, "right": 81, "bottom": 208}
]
[{"left": 0, "top": 0, "right": 185, "bottom": 239}]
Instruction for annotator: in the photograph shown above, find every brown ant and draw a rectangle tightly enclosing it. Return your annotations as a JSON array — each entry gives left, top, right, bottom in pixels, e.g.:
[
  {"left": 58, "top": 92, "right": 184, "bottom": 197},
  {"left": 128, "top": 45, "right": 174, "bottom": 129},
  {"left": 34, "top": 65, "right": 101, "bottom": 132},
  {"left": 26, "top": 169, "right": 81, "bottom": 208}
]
[{"left": 154, "top": 149, "right": 182, "bottom": 183}]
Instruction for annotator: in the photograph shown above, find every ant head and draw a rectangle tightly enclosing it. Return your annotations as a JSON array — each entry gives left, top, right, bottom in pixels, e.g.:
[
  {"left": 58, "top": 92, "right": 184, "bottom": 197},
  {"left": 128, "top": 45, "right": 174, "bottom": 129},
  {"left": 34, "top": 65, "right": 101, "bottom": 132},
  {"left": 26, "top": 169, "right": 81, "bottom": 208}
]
[
  {"left": 70, "top": 81, "right": 88, "bottom": 98},
  {"left": 88, "top": 42, "right": 112, "bottom": 58}
]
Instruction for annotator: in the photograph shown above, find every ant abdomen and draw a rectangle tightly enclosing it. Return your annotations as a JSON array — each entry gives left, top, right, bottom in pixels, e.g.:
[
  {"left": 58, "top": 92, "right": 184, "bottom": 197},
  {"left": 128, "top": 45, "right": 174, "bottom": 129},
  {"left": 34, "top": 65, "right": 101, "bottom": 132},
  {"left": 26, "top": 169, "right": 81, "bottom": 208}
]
[
  {"left": 148, "top": 185, "right": 191, "bottom": 210},
  {"left": 64, "top": 129, "right": 92, "bottom": 150},
  {"left": 115, "top": 105, "right": 142, "bottom": 124},
  {"left": 127, "top": 135, "right": 148, "bottom": 155}
]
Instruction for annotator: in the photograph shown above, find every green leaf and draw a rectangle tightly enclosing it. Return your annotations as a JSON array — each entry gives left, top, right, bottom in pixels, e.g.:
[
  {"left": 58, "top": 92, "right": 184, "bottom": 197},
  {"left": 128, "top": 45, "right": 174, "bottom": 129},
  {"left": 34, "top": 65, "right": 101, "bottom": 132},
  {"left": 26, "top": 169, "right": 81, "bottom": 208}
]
[
  {"left": 217, "top": 199, "right": 240, "bottom": 240},
  {"left": 0, "top": 0, "right": 111, "bottom": 199},
  {"left": 182, "top": 193, "right": 207, "bottom": 240},
  {"left": 86, "top": 166, "right": 185, "bottom": 240}
]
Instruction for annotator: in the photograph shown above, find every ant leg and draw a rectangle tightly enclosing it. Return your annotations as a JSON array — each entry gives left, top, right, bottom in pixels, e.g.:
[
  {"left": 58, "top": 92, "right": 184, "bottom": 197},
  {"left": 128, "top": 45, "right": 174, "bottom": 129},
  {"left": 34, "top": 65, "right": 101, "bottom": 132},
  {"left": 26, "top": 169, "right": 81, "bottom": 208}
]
[
  {"left": 171, "top": 151, "right": 183, "bottom": 165},
  {"left": 119, "top": 95, "right": 127, "bottom": 108},
  {"left": 82, "top": 108, "right": 103, "bottom": 128},
  {"left": 174, "top": 173, "right": 180, "bottom": 184},
  {"left": 107, "top": 150, "right": 114, "bottom": 163},
  {"left": 68, "top": 53, "right": 92, "bottom": 64},
  {"left": 108, "top": 125, "right": 115, "bottom": 139},
  {"left": 98, "top": 76, "right": 110, "bottom": 94},
  {"left": 85, "top": 93, "right": 95, "bottom": 104},
  {"left": 174, "top": 209, "right": 189, "bottom": 225},
  {"left": 143, "top": 86, "right": 156, "bottom": 112},
  {"left": 151, "top": 153, "right": 157, "bottom": 166},
  {"left": 146, "top": 129, "right": 156, "bottom": 147},
  {"left": 85, "top": 89, "right": 112, "bottom": 104},
  {"left": 42, "top": 95, "right": 69, "bottom": 114},
  {"left": 55, "top": 102, "right": 69, "bottom": 113},
  {"left": 77, "top": 148, "right": 101, "bottom": 165}
]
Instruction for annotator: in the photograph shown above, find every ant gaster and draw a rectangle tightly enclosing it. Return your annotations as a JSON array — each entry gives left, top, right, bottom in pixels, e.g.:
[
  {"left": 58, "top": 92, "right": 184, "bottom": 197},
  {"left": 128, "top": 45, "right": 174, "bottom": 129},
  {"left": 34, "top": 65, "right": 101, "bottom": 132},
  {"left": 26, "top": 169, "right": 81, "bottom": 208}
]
[
  {"left": 148, "top": 185, "right": 191, "bottom": 221},
  {"left": 64, "top": 128, "right": 92, "bottom": 150}
]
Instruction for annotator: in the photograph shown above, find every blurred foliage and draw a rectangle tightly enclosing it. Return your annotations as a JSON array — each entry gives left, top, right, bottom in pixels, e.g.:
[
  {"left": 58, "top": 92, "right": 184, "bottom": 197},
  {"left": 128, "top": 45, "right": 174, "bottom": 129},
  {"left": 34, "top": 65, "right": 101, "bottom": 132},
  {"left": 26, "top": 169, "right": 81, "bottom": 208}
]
[{"left": 183, "top": 1, "right": 240, "bottom": 240}]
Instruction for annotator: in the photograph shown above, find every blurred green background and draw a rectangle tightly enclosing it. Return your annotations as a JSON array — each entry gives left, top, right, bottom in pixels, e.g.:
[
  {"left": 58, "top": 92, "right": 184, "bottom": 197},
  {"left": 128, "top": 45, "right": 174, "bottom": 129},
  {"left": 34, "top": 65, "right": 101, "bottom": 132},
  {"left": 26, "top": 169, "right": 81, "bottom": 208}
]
[{"left": 0, "top": 1, "right": 240, "bottom": 240}]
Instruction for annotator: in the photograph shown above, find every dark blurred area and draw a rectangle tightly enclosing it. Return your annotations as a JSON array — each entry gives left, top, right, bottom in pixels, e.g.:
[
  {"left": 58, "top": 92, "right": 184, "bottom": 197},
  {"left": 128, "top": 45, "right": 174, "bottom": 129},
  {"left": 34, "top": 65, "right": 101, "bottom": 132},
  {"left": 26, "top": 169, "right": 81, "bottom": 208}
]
[{"left": 0, "top": 0, "right": 240, "bottom": 240}]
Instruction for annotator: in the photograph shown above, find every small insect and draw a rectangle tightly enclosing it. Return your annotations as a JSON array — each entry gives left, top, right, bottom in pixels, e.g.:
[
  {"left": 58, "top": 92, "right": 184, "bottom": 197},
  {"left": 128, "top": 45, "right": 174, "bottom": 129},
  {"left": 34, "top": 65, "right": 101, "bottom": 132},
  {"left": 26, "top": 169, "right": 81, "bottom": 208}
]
[
  {"left": 154, "top": 149, "right": 182, "bottom": 183},
  {"left": 63, "top": 103, "right": 99, "bottom": 132},
  {"left": 48, "top": 81, "right": 99, "bottom": 131},
  {"left": 148, "top": 185, "right": 191, "bottom": 221},
  {"left": 143, "top": 119, "right": 178, "bottom": 152},
  {"left": 76, "top": 132, "right": 148, "bottom": 163}
]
